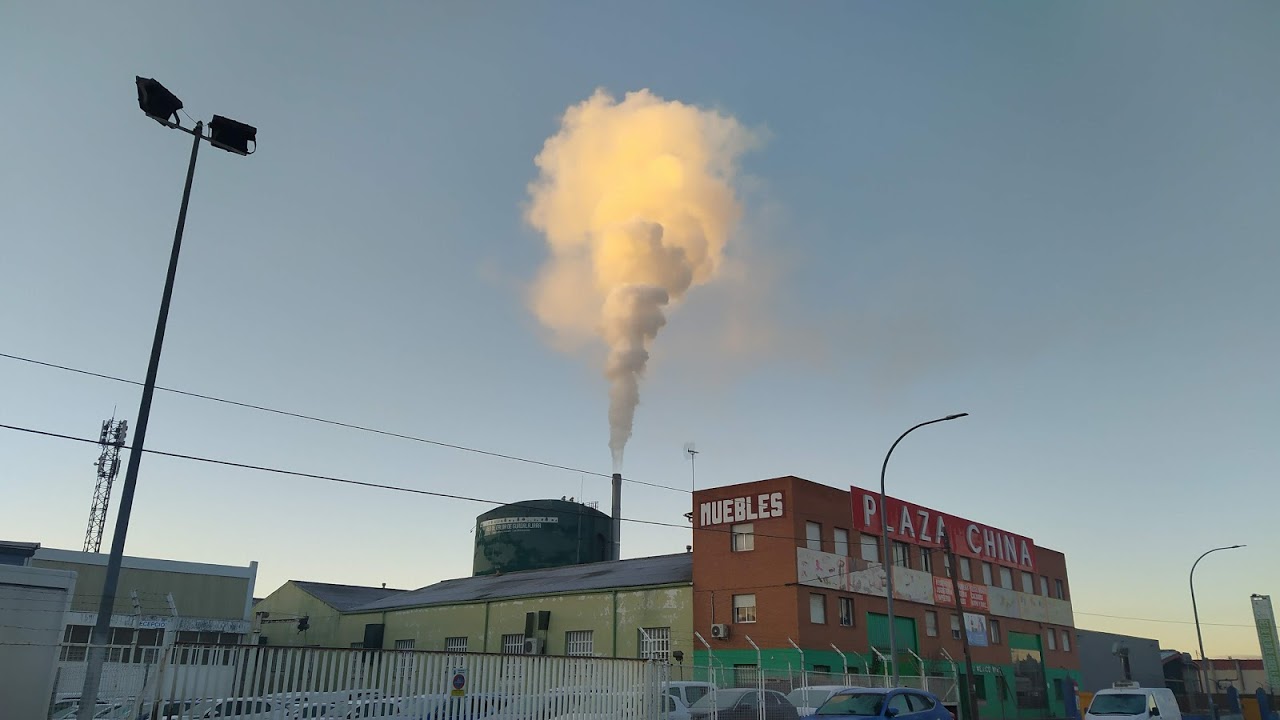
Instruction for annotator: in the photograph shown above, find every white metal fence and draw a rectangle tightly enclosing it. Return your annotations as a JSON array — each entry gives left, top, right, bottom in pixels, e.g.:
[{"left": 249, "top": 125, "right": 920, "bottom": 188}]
[{"left": 58, "top": 643, "right": 669, "bottom": 719}]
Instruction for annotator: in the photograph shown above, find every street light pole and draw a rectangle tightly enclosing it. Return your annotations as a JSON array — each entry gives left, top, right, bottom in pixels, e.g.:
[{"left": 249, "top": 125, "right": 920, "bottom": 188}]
[
  {"left": 881, "top": 412, "right": 967, "bottom": 685},
  {"left": 1190, "top": 544, "right": 1244, "bottom": 720},
  {"left": 77, "top": 79, "right": 255, "bottom": 720}
]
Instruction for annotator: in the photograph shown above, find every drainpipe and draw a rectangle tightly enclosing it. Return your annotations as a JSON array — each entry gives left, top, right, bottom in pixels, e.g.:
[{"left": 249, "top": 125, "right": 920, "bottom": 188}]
[
  {"left": 481, "top": 601, "right": 491, "bottom": 653},
  {"left": 612, "top": 590, "right": 619, "bottom": 658}
]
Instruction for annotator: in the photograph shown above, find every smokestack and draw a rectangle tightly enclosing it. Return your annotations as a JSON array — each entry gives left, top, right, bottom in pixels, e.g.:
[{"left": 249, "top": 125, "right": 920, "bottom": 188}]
[{"left": 611, "top": 472, "right": 622, "bottom": 561}]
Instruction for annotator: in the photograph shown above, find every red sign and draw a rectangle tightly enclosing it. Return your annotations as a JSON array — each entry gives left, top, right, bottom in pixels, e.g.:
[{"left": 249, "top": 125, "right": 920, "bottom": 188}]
[
  {"left": 933, "top": 577, "right": 990, "bottom": 612},
  {"left": 850, "top": 485, "right": 1037, "bottom": 572}
]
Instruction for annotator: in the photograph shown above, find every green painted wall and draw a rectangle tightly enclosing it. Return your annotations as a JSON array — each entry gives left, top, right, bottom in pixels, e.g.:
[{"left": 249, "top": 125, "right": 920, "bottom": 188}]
[
  {"left": 254, "top": 581, "right": 692, "bottom": 661},
  {"left": 254, "top": 582, "right": 351, "bottom": 647},
  {"left": 34, "top": 559, "right": 250, "bottom": 620}
]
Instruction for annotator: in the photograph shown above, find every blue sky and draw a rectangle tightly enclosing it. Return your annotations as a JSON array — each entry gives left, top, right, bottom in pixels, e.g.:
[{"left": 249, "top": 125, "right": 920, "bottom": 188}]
[{"left": 2, "top": 2, "right": 1276, "bottom": 656}]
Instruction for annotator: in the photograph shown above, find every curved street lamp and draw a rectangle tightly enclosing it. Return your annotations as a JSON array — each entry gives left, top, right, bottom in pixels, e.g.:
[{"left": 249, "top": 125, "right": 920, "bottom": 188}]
[
  {"left": 1190, "top": 544, "right": 1244, "bottom": 720},
  {"left": 881, "top": 412, "right": 968, "bottom": 685},
  {"left": 77, "top": 78, "right": 257, "bottom": 720}
]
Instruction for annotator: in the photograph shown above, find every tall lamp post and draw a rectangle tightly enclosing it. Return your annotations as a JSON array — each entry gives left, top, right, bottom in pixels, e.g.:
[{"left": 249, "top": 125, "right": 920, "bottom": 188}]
[
  {"left": 881, "top": 413, "right": 968, "bottom": 685},
  {"left": 77, "top": 78, "right": 256, "bottom": 720},
  {"left": 1190, "top": 544, "right": 1244, "bottom": 720}
]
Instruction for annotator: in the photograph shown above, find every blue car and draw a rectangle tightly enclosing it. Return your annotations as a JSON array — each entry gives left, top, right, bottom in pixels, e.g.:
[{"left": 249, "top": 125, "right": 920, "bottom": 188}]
[{"left": 811, "top": 688, "right": 953, "bottom": 720}]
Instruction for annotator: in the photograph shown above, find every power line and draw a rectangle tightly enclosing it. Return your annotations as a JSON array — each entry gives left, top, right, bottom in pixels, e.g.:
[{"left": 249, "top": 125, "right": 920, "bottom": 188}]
[
  {"left": 1, "top": 422, "right": 707, "bottom": 534},
  {"left": 0, "top": 351, "right": 687, "bottom": 494},
  {"left": 1073, "top": 610, "right": 1254, "bottom": 629}
]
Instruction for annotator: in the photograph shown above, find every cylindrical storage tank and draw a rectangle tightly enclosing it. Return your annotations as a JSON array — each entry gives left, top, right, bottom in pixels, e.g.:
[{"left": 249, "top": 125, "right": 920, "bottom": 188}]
[{"left": 472, "top": 500, "right": 613, "bottom": 576}]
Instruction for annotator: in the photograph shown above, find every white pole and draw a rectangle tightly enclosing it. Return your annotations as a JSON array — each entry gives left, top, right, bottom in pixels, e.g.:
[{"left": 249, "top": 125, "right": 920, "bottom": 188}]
[
  {"left": 746, "top": 636, "right": 764, "bottom": 720},
  {"left": 830, "top": 644, "right": 849, "bottom": 684},
  {"left": 908, "top": 648, "right": 926, "bottom": 685},
  {"left": 788, "top": 638, "right": 806, "bottom": 688},
  {"left": 695, "top": 632, "right": 718, "bottom": 720}
]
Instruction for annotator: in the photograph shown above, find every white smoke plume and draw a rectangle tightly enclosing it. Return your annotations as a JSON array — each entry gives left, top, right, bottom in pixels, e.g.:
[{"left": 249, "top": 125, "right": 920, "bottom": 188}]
[{"left": 525, "top": 89, "right": 757, "bottom": 469}]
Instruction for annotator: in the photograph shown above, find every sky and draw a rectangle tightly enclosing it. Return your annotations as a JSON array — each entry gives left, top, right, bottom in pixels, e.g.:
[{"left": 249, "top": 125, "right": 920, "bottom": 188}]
[{"left": 1, "top": 2, "right": 1277, "bottom": 658}]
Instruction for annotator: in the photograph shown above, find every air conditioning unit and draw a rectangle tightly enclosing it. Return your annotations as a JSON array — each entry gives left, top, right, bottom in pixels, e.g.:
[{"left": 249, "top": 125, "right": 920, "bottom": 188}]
[
  {"left": 524, "top": 637, "right": 545, "bottom": 655},
  {"left": 710, "top": 624, "right": 730, "bottom": 639}
]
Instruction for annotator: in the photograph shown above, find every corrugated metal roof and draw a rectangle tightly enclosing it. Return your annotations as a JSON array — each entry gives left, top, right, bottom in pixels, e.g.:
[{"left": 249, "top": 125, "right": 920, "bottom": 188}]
[
  {"left": 352, "top": 554, "right": 692, "bottom": 613},
  {"left": 293, "top": 581, "right": 407, "bottom": 611}
]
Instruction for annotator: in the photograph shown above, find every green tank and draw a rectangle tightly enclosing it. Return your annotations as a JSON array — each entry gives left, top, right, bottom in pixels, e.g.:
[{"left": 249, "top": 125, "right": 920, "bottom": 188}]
[{"left": 473, "top": 499, "right": 613, "bottom": 576}]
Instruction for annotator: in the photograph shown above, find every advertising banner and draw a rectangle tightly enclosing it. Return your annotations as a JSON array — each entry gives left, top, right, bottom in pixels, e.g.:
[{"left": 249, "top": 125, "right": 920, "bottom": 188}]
[
  {"left": 933, "top": 577, "right": 991, "bottom": 612},
  {"left": 964, "top": 612, "right": 989, "bottom": 647},
  {"left": 850, "top": 485, "right": 1036, "bottom": 572},
  {"left": 1252, "top": 595, "right": 1280, "bottom": 690},
  {"left": 796, "top": 547, "right": 936, "bottom": 604}
]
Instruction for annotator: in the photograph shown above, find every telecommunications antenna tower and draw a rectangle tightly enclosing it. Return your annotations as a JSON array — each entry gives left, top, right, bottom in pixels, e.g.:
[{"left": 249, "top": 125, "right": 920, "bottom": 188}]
[
  {"left": 83, "top": 417, "right": 129, "bottom": 553},
  {"left": 683, "top": 442, "right": 699, "bottom": 492}
]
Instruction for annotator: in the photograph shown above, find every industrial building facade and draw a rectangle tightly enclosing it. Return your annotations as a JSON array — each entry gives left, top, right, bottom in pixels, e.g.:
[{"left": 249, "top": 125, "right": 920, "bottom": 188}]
[
  {"left": 693, "top": 476, "right": 1080, "bottom": 720},
  {"left": 253, "top": 554, "right": 693, "bottom": 662}
]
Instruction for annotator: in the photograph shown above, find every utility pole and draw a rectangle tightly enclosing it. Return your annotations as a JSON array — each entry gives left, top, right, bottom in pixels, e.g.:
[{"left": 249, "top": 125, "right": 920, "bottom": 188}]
[{"left": 943, "top": 533, "right": 978, "bottom": 720}]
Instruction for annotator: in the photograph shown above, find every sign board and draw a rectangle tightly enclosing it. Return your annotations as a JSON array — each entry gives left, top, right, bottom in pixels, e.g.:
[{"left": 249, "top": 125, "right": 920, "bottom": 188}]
[
  {"left": 964, "top": 612, "right": 989, "bottom": 647},
  {"left": 933, "top": 577, "right": 990, "bottom": 612},
  {"left": 479, "top": 516, "right": 560, "bottom": 533},
  {"left": 850, "top": 485, "right": 1037, "bottom": 572},
  {"left": 698, "top": 492, "right": 784, "bottom": 528},
  {"left": 450, "top": 668, "right": 467, "bottom": 698},
  {"left": 1252, "top": 595, "right": 1280, "bottom": 690}
]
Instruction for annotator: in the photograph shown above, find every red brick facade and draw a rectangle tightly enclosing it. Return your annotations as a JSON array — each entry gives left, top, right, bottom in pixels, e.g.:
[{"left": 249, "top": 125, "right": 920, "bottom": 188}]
[{"left": 692, "top": 476, "right": 1078, "bottom": 675}]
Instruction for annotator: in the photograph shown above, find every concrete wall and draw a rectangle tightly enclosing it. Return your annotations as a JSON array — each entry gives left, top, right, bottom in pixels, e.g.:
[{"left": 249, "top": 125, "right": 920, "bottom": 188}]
[
  {"left": 1075, "top": 630, "right": 1164, "bottom": 692},
  {"left": 0, "top": 564, "right": 76, "bottom": 719},
  {"left": 32, "top": 548, "right": 256, "bottom": 621}
]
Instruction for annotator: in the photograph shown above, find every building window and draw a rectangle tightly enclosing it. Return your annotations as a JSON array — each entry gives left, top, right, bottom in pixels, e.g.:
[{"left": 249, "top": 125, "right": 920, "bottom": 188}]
[
  {"left": 734, "top": 664, "right": 759, "bottom": 687},
  {"left": 733, "top": 594, "right": 757, "bottom": 623},
  {"left": 891, "top": 541, "right": 910, "bottom": 568},
  {"left": 731, "top": 523, "right": 755, "bottom": 552},
  {"left": 989, "top": 619, "right": 1001, "bottom": 644},
  {"left": 921, "top": 548, "right": 934, "bottom": 573},
  {"left": 1021, "top": 571, "right": 1035, "bottom": 594},
  {"left": 810, "top": 594, "right": 827, "bottom": 624},
  {"left": 1055, "top": 579, "right": 1066, "bottom": 600},
  {"left": 1061, "top": 630, "right": 1071, "bottom": 652},
  {"left": 960, "top": 558, "right": 972, "bottom": 582},
  {"left": 565, "top": 630, "right": 593, "bottom": 657},
  {"left": 860, "top": 534, "right": 880, "bottom": 564},
  {"left": 394, "top": 639, "right": 415, "bottom": 650},
  {"left": 973, "top": 676, "right": 988, "bottom": 701},
  {"left": 925, "top": 611, "right": 939, "bottom": 638},
  {"left": 834, "top": 528, "right": 850, "bottom": 558},
  {"left": 999, "top": 567, "right": 1014, "bottom": 590},
  {"left": 639, "top": 627, "right": 671, "bottom": 660},
  {"left": 806, "top": 521, "right": 823, "bottom": 551},
  {"left": 1054, "top": 678, "right": 1065, "bottom": 701},
  {"left": 350, "top": 642, "right": 364, "bottom": 649},
  {"left": 950, "top": 615, "right": 962, "bottom": 640},
  {"left": 1046, "top": 628, "right": 1057, "bottom": 650},
  {"left": 1040, "top": 575, "right": 1049, "bottom": 596},
  {"left": 502, "top": 634, "right": 525, "bottom": 654},
  {"left": 445, "top": 636, "right": 468, "bottom": 653},
  {"left": 982, "top": 563, "right": 993, "bottom": 585},
  {"left": 839, "top": 598, "right": 854, "bottom": 626}
]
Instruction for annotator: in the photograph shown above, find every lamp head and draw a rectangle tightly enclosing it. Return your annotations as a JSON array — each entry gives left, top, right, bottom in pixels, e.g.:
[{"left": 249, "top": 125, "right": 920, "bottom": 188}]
[
  {"left": 135, "top": 77, "right": 183, "bottom": 125},
  {"left": 209, "top": 114, "right": 257, "bottom": 155}
]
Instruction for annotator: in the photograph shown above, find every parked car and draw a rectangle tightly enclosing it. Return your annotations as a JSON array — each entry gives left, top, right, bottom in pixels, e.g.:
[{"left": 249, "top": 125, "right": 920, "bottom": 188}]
[
  {"left": 1085, "top": 685, "right": 1181, "bottom": 720},
  {"left": 812, "top": 687, "right": 952, "bottom": 720},
  {"left": 688, "top": 688, "right": 800, "bottom": 720},
  {"left": 785, "top": 686, "right": 854, "bottom": 716},
  {"left": 665, "top": 682, "right": 715, "bottom": 710}
]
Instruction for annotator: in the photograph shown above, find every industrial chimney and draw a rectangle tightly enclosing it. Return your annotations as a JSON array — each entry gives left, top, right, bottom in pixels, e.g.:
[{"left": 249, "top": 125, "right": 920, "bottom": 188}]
[{"left": 611, "top": 473, "right": 622, "bottom": 561}]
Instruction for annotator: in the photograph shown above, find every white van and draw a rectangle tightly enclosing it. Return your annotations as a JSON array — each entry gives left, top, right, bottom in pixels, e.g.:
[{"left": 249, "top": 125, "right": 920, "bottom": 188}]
[{"left": 1086, "top": 684, "right": 1182, "bottom": 720}]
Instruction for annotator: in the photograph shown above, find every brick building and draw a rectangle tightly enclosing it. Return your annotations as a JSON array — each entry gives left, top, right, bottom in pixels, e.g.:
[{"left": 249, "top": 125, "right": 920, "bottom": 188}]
[{"left": 692, "top": 476, "right": 1080, "bottom": 720}]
